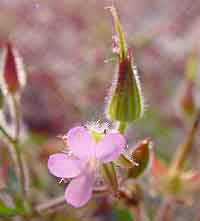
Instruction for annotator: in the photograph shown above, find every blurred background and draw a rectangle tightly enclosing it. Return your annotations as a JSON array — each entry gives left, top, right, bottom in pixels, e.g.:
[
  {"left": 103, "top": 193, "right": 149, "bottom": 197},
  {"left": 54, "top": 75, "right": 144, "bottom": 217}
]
[{"left": 0, "top": 0, "right": 200, "bottom": 220}]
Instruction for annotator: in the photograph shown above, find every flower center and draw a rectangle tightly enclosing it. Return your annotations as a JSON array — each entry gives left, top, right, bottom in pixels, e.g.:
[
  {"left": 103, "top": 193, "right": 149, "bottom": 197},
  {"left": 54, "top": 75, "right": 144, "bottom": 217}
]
[{"left": 90, "top": 130, "right": 104, "bottom": 142}]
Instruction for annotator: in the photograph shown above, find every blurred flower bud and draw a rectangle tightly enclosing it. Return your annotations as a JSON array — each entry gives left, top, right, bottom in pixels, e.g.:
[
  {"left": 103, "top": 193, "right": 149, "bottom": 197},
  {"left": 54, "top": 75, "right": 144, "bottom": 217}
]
[
  {"left": 101, "top": 162, "right": 118, "bottom": 193},
  {"left": 177, "top": 49, "right": 197, "bottom": 117},
  {"left": 1, "top": 43, "right": 26, "bottom": 94},
  {"left": 179, "top": 81, "right": 195, "bottom": 116},
  {"left": 149, "top": 158, "right": 183, "bottom": 195},
  {"left": 128, "top": 138, "right": 151, "bottom": 178},
  {"left": 164, "top": 171, "right": 183, "bottom": 195},
  {"left": 106, "top": 7, "right": 144, "bottom": 122},
  {"left": 185, "top": 49, "right": 198, "bottom": 82},
  {"left": 151, "top": 167, "right": 200, "bottom": 196}
]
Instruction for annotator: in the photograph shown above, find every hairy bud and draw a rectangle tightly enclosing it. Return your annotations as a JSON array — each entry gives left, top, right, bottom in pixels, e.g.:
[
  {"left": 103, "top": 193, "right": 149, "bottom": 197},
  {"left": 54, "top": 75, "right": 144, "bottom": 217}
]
[
  {"left": 106, "top": 7, "right": 144, "bottom": 122},
  {"left": 177, "top": 49, "right": 197, "bottom": 117},
  {"left": 1, "top": 43, "right": 26, "bottom": 94},
  {"left": 128, "top": 138, "right": 151, "bottom": 178}
]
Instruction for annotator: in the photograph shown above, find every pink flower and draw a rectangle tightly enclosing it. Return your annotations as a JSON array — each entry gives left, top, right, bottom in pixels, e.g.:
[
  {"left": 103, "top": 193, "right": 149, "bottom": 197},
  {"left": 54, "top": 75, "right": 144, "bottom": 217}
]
[{"left": 48, "top": 126, "right": 126, "bottom": 208}]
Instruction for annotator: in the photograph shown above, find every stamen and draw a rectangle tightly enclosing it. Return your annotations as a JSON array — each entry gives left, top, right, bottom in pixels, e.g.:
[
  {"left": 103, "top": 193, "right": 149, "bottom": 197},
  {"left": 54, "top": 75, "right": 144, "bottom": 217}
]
[{"left": 59, "top": 178, "right": 64, "bottom": 184}]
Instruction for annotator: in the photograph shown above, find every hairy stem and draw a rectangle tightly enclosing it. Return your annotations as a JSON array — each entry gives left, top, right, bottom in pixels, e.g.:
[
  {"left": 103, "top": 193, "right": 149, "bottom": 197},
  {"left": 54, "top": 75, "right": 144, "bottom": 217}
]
[
  {"left": 155, "top": 198, "right": 173, "bottom": 221},
  {"left": 170, "top": 110, "right": 200, "bottom": 172},
  {"left": 35, "top": 187, "right": 108, "bottom": 214},
  {"left": 35, "top": 196, "right": 65, "bottom": 214},
  {"left": 0, "top": 123, "right": 14, "bottom": 143},
  {"left": 117, "top": 121, "right": 127, "bottom": 134},
  {"left": 11, "top": 94, "right": 29, "bottom": 198},
  {"left": 0, "top": 124, "right": 27, "bottom": 199},
  {"left": 11, "top": 94, "right": 20, "bottom": 141}
]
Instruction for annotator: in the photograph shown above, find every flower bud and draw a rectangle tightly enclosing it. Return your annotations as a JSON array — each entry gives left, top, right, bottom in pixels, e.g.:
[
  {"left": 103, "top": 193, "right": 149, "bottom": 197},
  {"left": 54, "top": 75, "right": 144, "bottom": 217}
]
[
  {"left": 128, "top": 138, "right": 151, "bottom": 178},
  {"left": 177, "top": 49, "right": 197, "bottom": 117},
  {"left": 1, "top": 43, "right": 26, "bottom": 94},
  {"left": 179, "top": 80, "right": 195, "bottom": 116},
  {"left": 106, "top": 7, "right": 144, "bottom": 122}
]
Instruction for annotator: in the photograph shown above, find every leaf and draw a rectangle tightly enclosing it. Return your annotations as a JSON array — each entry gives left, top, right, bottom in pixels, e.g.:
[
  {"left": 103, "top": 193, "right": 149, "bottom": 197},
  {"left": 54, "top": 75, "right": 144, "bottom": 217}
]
[
  {"left": 112, "top": 207, "right": 133, "bottom": 221},
  {"left": 0, "top": 200, "right": 18, "bottom": 216}
]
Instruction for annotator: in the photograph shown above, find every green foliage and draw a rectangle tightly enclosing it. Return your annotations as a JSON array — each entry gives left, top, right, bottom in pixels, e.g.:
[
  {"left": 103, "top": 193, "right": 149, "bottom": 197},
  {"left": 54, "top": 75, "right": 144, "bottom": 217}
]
[
  {"left": 6, "top": 169, "right": 20, "bottom": 195},
  {"left": 26, "top": 132, "right": 47, "bottom": 146},
  {"left": 0, "top": 199, "right": 23, "bottom": 216},
  {"left": 0, "top": 201, "right": 16, "bottom": 216},
  {"left": 112, "top": 207, "right": 133, "bottom": 221}
]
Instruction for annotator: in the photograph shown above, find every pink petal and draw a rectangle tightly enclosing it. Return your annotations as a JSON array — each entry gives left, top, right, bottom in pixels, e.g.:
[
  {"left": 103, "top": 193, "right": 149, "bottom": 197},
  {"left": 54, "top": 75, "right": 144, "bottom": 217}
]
[
  {"left": 67, "top": 126, "right": 95, "bottom": 159},
  {"left": 48, "top": 153, "right": 81, "bottom": 178},
  {"left": 96, "top": 133, "right": 126, "bottom": 163},
  {"left": 65, "top": 173, "right": 94, "bottom": 208}
]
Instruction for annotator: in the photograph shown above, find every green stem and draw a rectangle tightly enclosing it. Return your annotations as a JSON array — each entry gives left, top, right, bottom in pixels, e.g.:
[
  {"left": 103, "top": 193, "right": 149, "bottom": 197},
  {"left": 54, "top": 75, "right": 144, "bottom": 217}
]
[
  {"left": 117, "top": 121, "right": 134, "bottom": 170},
  {"left": 0, "top": 125, "right": 24, "bottom": 202},
  {"left": 170, "top": 111, "right": 200, "bottom": 172},
  {"left": 0, "top": 124, "right": 14, "bottom": 144},
  {"left": 35, "top": 187, "right": 108, "bottom": 214},
  {"left": 101, "top": 163, "right": 118, "bottom": 193},
  {"left": 11, "top": 94, "right": 20, "bottom": 142},
  {"left": 0, "top": 125, "right": 27, "bottom": 199},
  {"left": 10, "top": 94, "right": 29, "bottom": 199},
  {"left": 117, "top": 121, "right": 127, "bottom": 134},
  {"left": 0, "top": 126, "right": 19, "bottom": 182}
]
